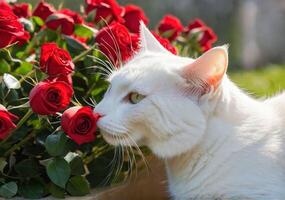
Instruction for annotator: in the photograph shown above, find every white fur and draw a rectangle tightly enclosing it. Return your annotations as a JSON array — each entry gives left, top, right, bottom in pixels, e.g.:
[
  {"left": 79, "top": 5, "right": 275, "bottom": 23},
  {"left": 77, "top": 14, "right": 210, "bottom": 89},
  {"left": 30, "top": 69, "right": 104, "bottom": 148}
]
[{"left": 94, "top": 23, "right": 285, "bottom": 200}]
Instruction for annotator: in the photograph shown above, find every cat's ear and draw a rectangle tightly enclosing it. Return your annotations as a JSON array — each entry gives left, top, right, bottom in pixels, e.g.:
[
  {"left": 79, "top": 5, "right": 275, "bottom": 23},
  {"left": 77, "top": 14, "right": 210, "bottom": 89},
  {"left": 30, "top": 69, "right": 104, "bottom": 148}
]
[
  {"left": 139, "top": 21, "right": 170, "bottom": 54},
  {"left": 182, "top": 45, "right": 228, "bottom": 93}
]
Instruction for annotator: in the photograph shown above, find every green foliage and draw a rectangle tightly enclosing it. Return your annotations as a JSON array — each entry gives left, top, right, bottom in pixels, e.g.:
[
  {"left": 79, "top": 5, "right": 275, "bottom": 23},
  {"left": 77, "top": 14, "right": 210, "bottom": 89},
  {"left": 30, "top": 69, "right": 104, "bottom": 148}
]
[
  {"left": 48, "top": 183, "right": 65, "bottom": 198},
  {"left": 229, "top": 65, "right": 285, "bottom": 97},
  {"left": 75, "top": 24, "right": 96, "bottom": 38},
  {"left": 66, "top": 176, "right": 90, "bottom": 196},
  {"left": 45, "top": 132, "right": 69, "bottom": 157},
  {"left": 0, "top": 182, "right": 18, "bottom": 198},
  {"left": 47, "top": 158, "right": 71, "bottom": 188},
  {"left": 18, "top": 180, "right": 45, "bottom": 199},
  {"left": 14, "top": 159, "right": 40, "bottom": 177},
  {"left": 69, "top": 156, "right": 85, "bottom": 175}
]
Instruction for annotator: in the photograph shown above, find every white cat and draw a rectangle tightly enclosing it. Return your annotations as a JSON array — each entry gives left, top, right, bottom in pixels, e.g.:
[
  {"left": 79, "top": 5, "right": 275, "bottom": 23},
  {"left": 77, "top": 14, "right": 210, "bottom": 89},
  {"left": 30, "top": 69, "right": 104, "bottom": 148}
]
[{"left": 94, "top": 23, "right": 285, "bottom": 200}]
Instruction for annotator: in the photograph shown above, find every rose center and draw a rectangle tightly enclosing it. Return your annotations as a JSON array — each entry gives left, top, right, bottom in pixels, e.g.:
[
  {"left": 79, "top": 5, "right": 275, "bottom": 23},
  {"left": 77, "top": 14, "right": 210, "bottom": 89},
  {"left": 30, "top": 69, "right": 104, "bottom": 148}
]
[
  {"left": 75, "top": 116, "right": 91, "bottom": 135},
  {"left": 46, "top": 89, "right": 61, "bottom": 104}
]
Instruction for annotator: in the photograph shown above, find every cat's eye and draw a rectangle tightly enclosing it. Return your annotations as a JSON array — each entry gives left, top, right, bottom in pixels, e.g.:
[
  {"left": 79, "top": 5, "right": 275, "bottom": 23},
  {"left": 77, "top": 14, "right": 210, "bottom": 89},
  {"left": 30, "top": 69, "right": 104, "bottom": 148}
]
[{"left": 128, "top": 92, "right": 145, "bottom": 104}]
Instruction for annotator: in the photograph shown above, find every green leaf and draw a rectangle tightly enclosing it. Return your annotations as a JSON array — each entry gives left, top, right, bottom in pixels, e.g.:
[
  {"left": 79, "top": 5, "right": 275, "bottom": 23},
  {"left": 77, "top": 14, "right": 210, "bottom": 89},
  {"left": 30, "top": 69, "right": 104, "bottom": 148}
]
[
  {"left": 74, "top": 24, "right": 96, "bottom": 38},
  {"left": 160, "top": 29, "right": 175, "bottom": 38},
  {"left": 64, "top": 35, "right": 88, "bottom": 51},
  {"left": 14, "top": 159, "right": 40, "bottom": 177},
  {"left": 0, "top": 182, "right": 17, "bottom": 198},
  {"left": 48, "top": 183, "right": 65, "bottom": 199},
  {"left": 32, "top": 16, "right": 44, "bottom": 26},
  {"left": 69, "top": 156, "right": 85, "bottom": 175},
  {"left": 18, "top": 180, "right": 44, "bottom": 199},
  {"left": 5, "top": 89, "right": 19, "bottom": 103},
  {"left": 47, "top": 158, "right": 71, "bottom": 188},
  {"left": 66, "top": 176, "right": 90, "bottom": 196},
  {"left": 0, "top": 158, "right": 7, "bottom": 173},
  {"left": 0, "top": 59, "right": 10, "bottom": 74},
  {"left": 0, "top": 49, "right": 13, "bottom": 61},
  {"left": 15, "top": 61, "right": 33, "bottom": 75},
  {"left": 45, "top": 132, "right": 68, "bottom": 157}
]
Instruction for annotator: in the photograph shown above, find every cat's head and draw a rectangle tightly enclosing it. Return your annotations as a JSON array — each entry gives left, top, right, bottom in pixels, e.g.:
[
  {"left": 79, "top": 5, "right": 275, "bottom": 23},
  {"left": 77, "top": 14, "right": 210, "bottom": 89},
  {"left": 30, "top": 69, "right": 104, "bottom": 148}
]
[{"left": 94, "top": 23, "right": 228, "bottom": 158}]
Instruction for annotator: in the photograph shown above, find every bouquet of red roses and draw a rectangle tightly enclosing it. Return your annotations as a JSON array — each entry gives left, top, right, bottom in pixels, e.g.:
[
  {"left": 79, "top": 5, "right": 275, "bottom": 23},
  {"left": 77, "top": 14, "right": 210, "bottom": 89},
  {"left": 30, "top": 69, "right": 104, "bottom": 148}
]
[{"left": 0, "top": 0, "right": 217, "bottom": 198}]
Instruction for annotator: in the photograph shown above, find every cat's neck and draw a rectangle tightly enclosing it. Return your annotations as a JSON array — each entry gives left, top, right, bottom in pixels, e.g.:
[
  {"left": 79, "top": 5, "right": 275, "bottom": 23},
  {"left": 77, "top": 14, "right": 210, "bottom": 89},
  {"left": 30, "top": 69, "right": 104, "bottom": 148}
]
[{"left": 165, "top": 77, "right": 284, "bottom": 199}]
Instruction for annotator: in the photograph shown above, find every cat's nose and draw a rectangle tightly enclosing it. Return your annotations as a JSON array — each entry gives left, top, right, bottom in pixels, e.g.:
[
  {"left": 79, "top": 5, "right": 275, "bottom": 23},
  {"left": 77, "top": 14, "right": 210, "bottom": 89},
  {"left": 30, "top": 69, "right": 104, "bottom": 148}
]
[{"left": 93, "top": 107, "right": 105, "bottom": 118}]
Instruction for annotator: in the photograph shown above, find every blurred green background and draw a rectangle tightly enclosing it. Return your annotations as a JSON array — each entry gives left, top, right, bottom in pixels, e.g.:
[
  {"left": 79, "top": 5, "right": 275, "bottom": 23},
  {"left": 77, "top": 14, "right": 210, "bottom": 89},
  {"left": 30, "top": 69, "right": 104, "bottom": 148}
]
[{"left": 20, "top": 0, "right": 285, "bottom": 98}]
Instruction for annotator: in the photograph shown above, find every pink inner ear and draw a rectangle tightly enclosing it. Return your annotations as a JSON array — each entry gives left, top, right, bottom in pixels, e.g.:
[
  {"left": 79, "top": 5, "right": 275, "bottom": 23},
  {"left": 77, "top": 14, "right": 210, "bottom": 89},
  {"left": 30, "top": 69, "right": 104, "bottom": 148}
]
[{"left": 183, "top": 47, "right": 228, "bottom": 91}]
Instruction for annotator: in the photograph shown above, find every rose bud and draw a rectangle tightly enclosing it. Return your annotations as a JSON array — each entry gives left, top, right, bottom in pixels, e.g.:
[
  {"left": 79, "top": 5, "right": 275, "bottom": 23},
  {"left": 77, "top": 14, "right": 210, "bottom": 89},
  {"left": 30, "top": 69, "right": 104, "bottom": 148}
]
[
  {"left": 61, "top": 106, "right": 101, "bottom": 145},
  {"left": 0, "top": 105, "right": 18, "bottom": 140},
  {"left": 33, "top": 1, "right": 56, "bottom": 21},
  {"left": 95, "top": 23, "right": 137, "bottom": 65},
  {"left": 40, "top": 43, "right": 74, "bottom": 77},
  {"left": 29, "top": 80, "right": 73, "bottom": 115},
  {"left": 186, "top": 18, "right": 205, "bottom": 31},
  {"left": 46, "top": 12, "right": 75, "bottom": 35},
  {"left": 185, "top": 19, "right": 217, "bottom": 52},
  {"left": 12, "top": 3, "right": 31, "bottom": 18},
  {"left": 85, "top": 0, "right": 123, "bottom": 24},
  {"left": 151, "top": 32, "right": 177, "bottom": 55},
  {"left": 158, "top": 15, "right": 183, "bottom": 42},
  {"left": 59, "top": 9, "right": 84, "bottom": 24},
  {"left": 0, "top": 9, "right": 26, "bottom": 49},
  {"left": 122, "top": 5, "right": 148, "bottom": 33}
]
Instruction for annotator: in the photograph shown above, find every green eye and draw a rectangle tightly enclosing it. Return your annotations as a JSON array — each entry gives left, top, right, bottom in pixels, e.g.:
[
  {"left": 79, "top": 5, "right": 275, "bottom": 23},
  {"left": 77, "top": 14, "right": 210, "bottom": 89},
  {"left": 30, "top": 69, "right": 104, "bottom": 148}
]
[{"left": 128, "top": 92, "right": 145, "bottom": 104}]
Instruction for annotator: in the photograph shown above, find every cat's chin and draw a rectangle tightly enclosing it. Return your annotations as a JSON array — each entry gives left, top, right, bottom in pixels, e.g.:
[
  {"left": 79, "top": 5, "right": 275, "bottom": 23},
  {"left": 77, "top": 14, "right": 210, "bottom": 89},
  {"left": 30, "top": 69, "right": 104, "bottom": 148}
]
[
  {"left": 100, "top": 130, "right": 142, "bottom": 147},
  {"left": 100, "top": 130, "right": 126, "bottom": 146}
]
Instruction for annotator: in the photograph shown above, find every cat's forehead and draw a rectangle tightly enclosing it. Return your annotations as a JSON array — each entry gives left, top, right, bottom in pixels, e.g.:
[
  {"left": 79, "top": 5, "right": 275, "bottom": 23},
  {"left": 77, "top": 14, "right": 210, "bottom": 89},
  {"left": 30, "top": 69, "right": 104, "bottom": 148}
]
[
  {"left": 108, "top": 52, "right": 194, "bottom": 92},
  {"left": 111, "top": 52, "right": 193, "bottom": 80}
]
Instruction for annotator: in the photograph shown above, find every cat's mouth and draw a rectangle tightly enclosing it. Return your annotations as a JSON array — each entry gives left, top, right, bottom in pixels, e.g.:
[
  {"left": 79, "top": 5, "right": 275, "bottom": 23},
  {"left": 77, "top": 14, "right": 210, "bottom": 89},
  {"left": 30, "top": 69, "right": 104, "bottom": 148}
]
[{"left": 100, "top": 130, "right": 128, "bottom": 145}]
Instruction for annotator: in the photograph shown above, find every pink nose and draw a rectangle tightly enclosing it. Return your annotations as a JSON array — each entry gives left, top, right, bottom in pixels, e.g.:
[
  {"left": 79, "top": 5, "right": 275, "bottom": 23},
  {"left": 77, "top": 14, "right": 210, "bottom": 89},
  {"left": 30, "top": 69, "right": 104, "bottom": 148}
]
[{"left": 94, "top": 112, "right": 105, "bottom": 119}]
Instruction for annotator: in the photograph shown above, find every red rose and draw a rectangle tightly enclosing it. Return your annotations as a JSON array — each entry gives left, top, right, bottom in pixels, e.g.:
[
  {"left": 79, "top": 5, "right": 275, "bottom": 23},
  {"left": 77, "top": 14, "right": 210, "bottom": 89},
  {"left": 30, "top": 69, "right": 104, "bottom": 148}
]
[
  {"left": 47, "top": 74, "right": 73, "bottom": 86},
  {"left": 14, "top": 30, "right": 30, "bottom": 46},
  {"left": 12, "top": 3, "right": 31, "bottom": 18},
  {"left": 0, "top": 0, "right": 12, "bottom": 12},
  {"left": 40, "top": 43, "right": 74, "bottom": 76},
  {"left": 95, "top": 23, "right": 137, "bottom": 65},
  {"left": 85, "top": 0, "right": 123, "bottom": 24},
  {"left": 46, "top": 12, "right": 75, "bottom": 35},
  {"left": 122, "top": 5, "right": 148, "bottom": 33},
  {"left": 198, "top": 28, "right": 217, "bottom": 51},
  {"left": 158, "top": 15, "right": 183, "bottom": 41},
  {"left": 0, "top": 9, "right": 26, "bottom": 49},
  {"left": 59, "top": 9, "right": 84, "bottom": 24},
  {"left": 29, "top": 81, "right": 73, "bottom": 115},
  {"left": 0, "top": 105, "right": 18, "bottom": 140},
  {"left": 130, "top": 33, "right": 140, "bottom": 52},
  {"left": 61, "top": 106, "right": 100, "bottom": 145},
  {"left": 186, "top": 18, "right": 205, "bottom": 31},
  {"left": 33, "top": 1, "right": 55, "bottom": 21},
  {"left": 152, "top": 32, "right": 177, "bottom": 55},
  {"left": 185, "top": 19, "right": 217, "bottom": 52}
]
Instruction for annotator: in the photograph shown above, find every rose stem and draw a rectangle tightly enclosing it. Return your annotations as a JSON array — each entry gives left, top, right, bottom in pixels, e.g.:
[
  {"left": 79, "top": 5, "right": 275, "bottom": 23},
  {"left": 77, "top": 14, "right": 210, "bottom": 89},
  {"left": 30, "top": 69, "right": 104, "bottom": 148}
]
[
  {"left": 72, "top": 44, "right": 97, "bottom": 63},
  {"left": 84, "top": 81, "right": 97, "bottom": 98},
  {"left": 3, "top": 129, "right": 37, "bottom": 157},
  {"left": 18, "top": 69, "right": 36, "bottom": 84},
  {"left": 0, "top": 109, "right": 33, "bottom": 146}
]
